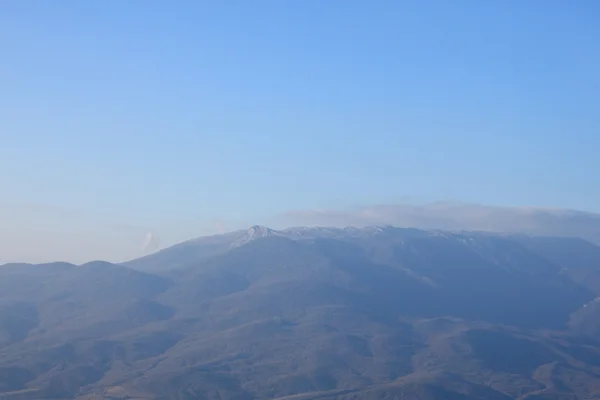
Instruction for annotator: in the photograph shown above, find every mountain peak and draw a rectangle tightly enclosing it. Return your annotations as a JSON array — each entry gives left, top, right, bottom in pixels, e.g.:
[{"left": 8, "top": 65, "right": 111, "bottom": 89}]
[
  {"left": 246, "top": 225, "right": 276, "bottom": 238},
  {"left": 226, "top": 225, "right": 282, "bottom": 248}
]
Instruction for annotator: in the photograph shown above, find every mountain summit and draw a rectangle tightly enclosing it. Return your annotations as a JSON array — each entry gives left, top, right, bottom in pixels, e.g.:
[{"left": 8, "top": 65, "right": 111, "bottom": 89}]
[{"left": 234, "top": 225, "right": 280, "bottom": 245}]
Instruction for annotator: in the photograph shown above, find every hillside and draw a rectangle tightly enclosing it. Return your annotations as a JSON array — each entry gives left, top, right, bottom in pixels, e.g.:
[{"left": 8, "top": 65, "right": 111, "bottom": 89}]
[{"left": 2, "top": 226, "right": 600, "bottom": 399}]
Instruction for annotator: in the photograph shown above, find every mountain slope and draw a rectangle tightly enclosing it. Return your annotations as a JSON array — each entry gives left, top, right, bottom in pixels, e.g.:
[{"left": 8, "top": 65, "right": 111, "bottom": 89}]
[{"left": 3, "top": 226, "right": 600, "bottom": 399}]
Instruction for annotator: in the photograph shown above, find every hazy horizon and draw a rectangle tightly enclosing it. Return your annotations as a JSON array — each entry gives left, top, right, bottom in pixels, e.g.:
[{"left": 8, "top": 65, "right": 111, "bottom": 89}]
[{"left": 3, "top": 201, "right": 600, "bottom": 264}]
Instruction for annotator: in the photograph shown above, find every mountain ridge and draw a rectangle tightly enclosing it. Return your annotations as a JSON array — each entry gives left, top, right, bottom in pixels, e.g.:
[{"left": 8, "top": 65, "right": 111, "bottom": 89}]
[{"left": 122, "top": 224, "right": 598, "bottom": 274}]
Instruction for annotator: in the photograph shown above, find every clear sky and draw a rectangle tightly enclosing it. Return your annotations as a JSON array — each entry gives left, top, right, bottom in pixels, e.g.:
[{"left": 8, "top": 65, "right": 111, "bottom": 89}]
[{"left": 1, "top": 1, "right": 599, "bottom": 263}]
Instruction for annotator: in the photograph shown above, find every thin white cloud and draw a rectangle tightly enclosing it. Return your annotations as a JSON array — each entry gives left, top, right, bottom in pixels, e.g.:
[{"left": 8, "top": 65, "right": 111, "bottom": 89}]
[
  {"left": 274, "top": 202, "right": 600, "bottom": 244},
  {"left": 141, "top": 231, "right": 160, "bottom": 253}
]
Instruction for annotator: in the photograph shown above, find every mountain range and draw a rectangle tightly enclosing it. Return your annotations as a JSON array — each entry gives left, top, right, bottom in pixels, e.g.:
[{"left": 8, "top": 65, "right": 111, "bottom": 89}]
[{"left": 2, "top": 225, "right": 600, "bottom": 399}]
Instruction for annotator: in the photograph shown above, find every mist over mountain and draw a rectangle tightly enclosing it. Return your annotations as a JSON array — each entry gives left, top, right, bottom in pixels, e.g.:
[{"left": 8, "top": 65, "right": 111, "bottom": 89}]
[
  {"left": 275, "top": 203, "right": 600, "bottom": 245},
  {"left": 2, "top": 226, "right": 600, "bottom": 399}
]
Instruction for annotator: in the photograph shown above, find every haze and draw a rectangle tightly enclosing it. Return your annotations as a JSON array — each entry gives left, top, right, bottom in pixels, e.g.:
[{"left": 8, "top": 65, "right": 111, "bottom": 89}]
[{"left": 2, "top": 1, "right": 599, "bottom": 263}]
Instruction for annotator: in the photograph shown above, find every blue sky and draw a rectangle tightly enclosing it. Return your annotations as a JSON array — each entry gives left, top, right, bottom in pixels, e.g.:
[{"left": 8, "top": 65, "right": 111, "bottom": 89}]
[{"left": 1, "top": 1, "right": 599, "bottom": 262}]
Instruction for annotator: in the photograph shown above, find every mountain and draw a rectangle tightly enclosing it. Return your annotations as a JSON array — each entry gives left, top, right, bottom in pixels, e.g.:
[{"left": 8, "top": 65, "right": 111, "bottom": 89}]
[{"left": 2, "top": 226, "right": 600, "bottom": 399}]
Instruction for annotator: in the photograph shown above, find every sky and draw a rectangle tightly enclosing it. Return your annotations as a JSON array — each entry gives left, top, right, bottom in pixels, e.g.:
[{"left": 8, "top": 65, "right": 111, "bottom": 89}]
[{"left": 1, "top": 1, "right": 599, "bottom": 263}]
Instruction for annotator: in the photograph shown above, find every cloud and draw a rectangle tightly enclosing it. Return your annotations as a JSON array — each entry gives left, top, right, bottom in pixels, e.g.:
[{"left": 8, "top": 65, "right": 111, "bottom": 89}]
[
  {"left": 275, "top": 202, "right": 600, "bottom": 244},
  {"left": 141, "top": 231, "right": 160, "bottom": 253}
]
